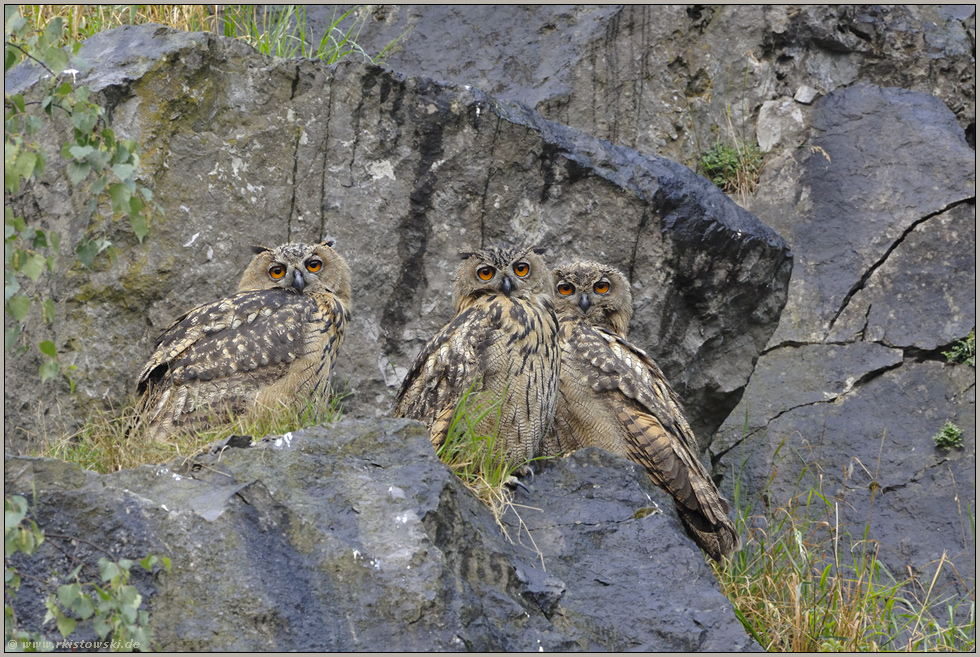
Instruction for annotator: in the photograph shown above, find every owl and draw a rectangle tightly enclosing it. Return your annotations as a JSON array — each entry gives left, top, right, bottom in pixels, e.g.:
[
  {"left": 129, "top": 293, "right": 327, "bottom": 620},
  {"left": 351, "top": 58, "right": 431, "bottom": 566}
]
[
  {"left": 134, "top": 241, "right": 352, "bottom": 442},
  {"left": 545, "top": 260, "right": 739, "bottom": 561},
  {"left": 394, "top": 244, "right": 561, "bottom": 470}
]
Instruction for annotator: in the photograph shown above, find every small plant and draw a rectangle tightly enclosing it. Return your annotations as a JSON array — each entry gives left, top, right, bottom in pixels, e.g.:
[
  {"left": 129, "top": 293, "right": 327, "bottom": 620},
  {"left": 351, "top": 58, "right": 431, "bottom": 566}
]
[
  {"left": 4, "top": 494, "right": 46, "bottom": 651},
  {"left": 942, "top": 331, "right": 975, "bottom": 367},
  {"left": 5, "top": 7, "right": 161, "bottom": 384},
  {"left": 932, "top": 421, "right": 964, "bottom": 451},
  {"left": 698, "top": 140, "right": 764, "bottom": 195},
  {"left": 222, "top": 5, "right": 405, "bottom": 65},
  {"left": 43, "top": 554, "right": 169, "bottom": 651},
  {"left": 5, "top": 494, "right": 169, "bottom": 652}
]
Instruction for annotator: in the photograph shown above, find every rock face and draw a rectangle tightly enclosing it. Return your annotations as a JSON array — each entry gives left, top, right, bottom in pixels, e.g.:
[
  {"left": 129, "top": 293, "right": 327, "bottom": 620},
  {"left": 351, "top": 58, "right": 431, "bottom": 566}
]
[
  {"left": 293, "top": 2, "right": 977, "bottom": 626},
  {"left": 303, "top": 5, "right": 975, "bottom": 165},
  {"left": 713, "top": 85, "right": 975, "bottom": 614},
  {"left": 4, "top": 419, "right": 759, "bottom": 652},
  {"left": 3, "top": 24, "right": 790, "bottom": 457}
]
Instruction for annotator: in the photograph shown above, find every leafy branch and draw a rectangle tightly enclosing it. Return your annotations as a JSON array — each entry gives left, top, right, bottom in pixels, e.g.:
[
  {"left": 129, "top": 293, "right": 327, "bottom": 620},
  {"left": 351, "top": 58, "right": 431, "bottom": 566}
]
[{"left": 4, "top": 7, "right": 163, "bottom": 384}]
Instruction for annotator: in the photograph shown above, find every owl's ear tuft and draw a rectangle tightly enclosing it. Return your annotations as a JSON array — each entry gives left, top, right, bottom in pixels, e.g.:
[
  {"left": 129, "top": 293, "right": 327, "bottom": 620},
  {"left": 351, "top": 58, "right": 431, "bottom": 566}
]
[
  {"left": 251, "top": 245, "right": 272, "bottom": 255},
  {"left": 532, "top": 246, "right": 548, "bottom": 255},
  {"left": 322, "top": 238, "right": 336, "bottom": 248},
  {"left": 458, "top": 251, "right": 476, "bottom": 260}
]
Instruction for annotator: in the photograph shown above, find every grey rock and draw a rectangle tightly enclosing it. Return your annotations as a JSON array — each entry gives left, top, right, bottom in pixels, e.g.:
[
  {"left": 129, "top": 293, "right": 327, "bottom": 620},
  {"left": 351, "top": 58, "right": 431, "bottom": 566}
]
[
  {"left": 3, "top": 24, "right": 791, "bottom": 456},
  {"left": 756, "top": 97, "right": 807, "bottom": 152},
  {"left": 752, "top": 85, "right": 974, "bottom": 347},
  {"left": 4, "top": 419, "right": 759, "bottom": 652},
  {"left": 299, "top": 6, "right": 974, "bottom": 164},
  {"left": 793, "top": 85, "right": 820, "bottom": 105},
  {"left": 715, "top": 81, "right": 976, "bottom": 627}
]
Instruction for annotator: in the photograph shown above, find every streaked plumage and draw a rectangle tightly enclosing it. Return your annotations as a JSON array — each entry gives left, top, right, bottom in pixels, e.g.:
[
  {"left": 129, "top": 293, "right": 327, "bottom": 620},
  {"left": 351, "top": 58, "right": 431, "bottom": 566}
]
[
  {"left": 394, "top": 244, "right": 560, "bottom": 468},
  {"left": 545, "top": 260, "right": 739, "bottom": 560},
  {"left": 135, "top": 241, "right": 352, "bottom": 442}
]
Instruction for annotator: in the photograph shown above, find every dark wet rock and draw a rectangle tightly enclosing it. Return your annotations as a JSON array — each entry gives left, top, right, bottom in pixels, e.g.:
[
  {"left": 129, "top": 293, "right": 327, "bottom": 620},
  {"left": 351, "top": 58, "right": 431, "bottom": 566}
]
[
  {"left": 4, "top": 419, "right": 759, "bottom": 652},
  {"left": 4, "top": 24, "right": 790, "bottom": 456}
]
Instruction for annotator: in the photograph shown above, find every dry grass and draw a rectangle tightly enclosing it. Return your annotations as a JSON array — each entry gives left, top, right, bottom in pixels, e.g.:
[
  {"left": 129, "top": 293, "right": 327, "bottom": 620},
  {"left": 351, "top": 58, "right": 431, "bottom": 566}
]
[
  {"left": 712, "top": 437, "right": 976, "bottom": 652},
  {"left": 19, "top": 5, "right": 219, "bottom": 43},
  {"left": 33, "top": 392, "right": 346, "bottom": 473}
]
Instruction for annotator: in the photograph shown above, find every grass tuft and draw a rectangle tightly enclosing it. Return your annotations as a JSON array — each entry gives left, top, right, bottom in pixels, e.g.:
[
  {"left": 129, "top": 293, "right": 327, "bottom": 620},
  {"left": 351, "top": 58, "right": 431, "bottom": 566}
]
[
  {"left": 712, "top": 438, "right": 976, "bottom": 652},
  {"left": 436, "top": 381, "right": 544, "bottom": 550},
  {"left": 33, "top": 392, "right": 345, "bottom": 474},
  {"left": 18, "top": 5, "right": 406, "bottom": 65}
]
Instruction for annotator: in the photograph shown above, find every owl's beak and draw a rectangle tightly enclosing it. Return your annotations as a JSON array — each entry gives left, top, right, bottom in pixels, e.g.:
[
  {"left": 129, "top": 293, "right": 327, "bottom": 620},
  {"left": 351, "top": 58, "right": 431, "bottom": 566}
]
[
  {"left": 292, "top": 270, "right": 306, "bottom": 293},
  {"left": 501, "top": 275, "right": 514, "bottom": 296},
  {"left": 578, "top": 294, "right": 591, "bottom": 312}
]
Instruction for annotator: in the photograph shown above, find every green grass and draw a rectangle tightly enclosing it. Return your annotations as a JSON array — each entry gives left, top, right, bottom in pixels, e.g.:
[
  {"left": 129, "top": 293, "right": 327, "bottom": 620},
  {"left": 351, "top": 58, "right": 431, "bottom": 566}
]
[
  {"left": 34, "top": 391, "right": 345, "bottom": 474},
  {"left": 712, "top": 438, "right": 976, "bottom": 652},
  {"left": 19, "top": 5, "right": 406, "bottom": 65},
  {"left": 698, "top": 140, "right": 765, "bottom": 195},
  {"left": 435, "top": 381, "right": 544, "bottom": 544}
]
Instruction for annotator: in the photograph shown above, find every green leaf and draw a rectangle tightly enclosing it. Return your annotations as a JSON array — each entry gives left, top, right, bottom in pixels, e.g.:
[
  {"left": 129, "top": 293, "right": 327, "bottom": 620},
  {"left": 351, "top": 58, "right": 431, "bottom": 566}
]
[
  {"left": 39, "top": 340, "right": 57, "bottom": 358},
  {"left": 92, "top": 615, "right": 112, "bottom": 640},
  {"left": 112, "top": 163, "right": 136, "bottom": 180},
  {"left": 42, "top": 297, "right": 56, "bottom": 324},
  {"left": 5, "top": 274, "right": 20, "bottom": 301},
  {"left": 130, "top": 211, "right": 149, "bottom": 243},
  {"left": 6, "top": 294, "right": 30, "bottom": 321},
  {"left": 71, "top": 108, "right": 98, "bottom": 134},
  {"left": 56, "top": 613, "right": 77, "bottom": 638},
  {"left": 108, "top": 182, "right": 132, "bottom": 213},
  {"left": 75, "top": 240, "right": 98, "bottom": 269},
  {"left": 49, "top": 230, "right": 60, "bottom": 251},
  {"left": 57, "top": 582, "right": 80, "bottom": 608},
  {"left": 40, "top": 359, "right": 61, "bottom": 383},
  {"left": 21, "top": 253, "right": 46, "bottom": 281},
  {"left": 66, "top": 160, "right": 90, "bottom": 185},
  {"left": 99, "top": 559, "right": 122, "bottom": 583},
  {"left": 4, "top": 325, "right": 21, "bottom": 351},
  {"left": 75, "top": 594, "right": 95, "bottom": 620},
  {"left": 69, "top": 144, "right": 95, "bottom": 161},
  {"left": 90, "top": 174, "right": 107, "bottom": 196}
]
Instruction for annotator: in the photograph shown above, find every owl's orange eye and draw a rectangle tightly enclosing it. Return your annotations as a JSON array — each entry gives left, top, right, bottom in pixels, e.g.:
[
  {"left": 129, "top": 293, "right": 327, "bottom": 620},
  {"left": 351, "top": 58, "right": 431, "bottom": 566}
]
[
  {"left": 306, "top": 259, "right": 323, "bottom": 273},
  {"left": 513, "top": 262, "right": 530, "bottom": 277},
  {"left": 557, "top": 282, "right": 575, "bottom": 296},
  {"left": 477, "top": 266, "right": 495, "bottom": 281},
  {"left": 593, "top": 281, "right": 610, "bottom": 294},
  {"left": 269, "top": 265, "right": 286, "bottom": 280}
]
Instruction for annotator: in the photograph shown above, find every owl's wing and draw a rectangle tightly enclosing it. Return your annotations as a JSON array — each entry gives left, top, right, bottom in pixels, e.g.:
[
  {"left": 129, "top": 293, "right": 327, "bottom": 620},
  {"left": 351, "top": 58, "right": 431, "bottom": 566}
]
[
  {"left": 580, "top": 324, "right": 739, "bottom": 559},
  {"left": 394, "top": 306, "right": 493, "bottom": 447},
  {"left": 137, "top": 289, "right": 319, "bottom": 394}
]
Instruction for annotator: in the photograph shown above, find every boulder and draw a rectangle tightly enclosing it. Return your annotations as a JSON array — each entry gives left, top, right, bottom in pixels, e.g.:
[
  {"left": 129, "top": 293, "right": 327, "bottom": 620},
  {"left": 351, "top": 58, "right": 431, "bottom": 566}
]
[
  {"left": 3, "top": 24, "right": 791, "bottom": 458},
  {"left": 4, "top": 419, "right": 760, "bottom": 651}
]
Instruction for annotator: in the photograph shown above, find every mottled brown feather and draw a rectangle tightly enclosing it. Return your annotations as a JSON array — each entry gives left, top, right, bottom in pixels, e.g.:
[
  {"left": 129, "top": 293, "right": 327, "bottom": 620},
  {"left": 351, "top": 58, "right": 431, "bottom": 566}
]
[
  {"left": 547, "top": 261, "right": 739, "bottom": 560},
  {"left": 394, "top": 244, "right": 560, "bottom": 467},
  {"left": 134, "top": 242, "right": 351, "bottom": 442}
]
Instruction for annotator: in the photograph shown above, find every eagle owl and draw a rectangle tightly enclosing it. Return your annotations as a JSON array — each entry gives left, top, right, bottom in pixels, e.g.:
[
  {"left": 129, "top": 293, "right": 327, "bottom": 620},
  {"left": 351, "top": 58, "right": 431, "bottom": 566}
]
[
  {"left": 545, "top": 260, "right": 739, "bottom": 561},
  {"left": 135, "top": 241, "right": 352, "bottom": 442},
  {"left": 394, "top": 244, "right": 561, "bottom": 469}
]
